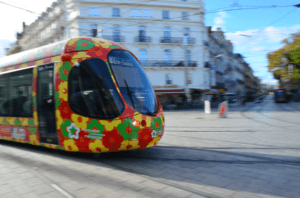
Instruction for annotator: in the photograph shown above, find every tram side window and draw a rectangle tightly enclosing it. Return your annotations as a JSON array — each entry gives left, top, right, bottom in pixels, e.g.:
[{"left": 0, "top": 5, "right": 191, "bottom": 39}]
[
  {"left": 7, "top": 69, "right": 33, "bottom": 117},
  {"left": 0, "top": 75, "right": 8, "bottom": 116}
]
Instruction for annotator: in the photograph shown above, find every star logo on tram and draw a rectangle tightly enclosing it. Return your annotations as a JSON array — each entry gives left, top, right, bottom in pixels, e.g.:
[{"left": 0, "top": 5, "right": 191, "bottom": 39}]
[
  {"left": 151, "top": 130, "right": 157, "bottom": 138},
  {"left": 67, "top": 123, "right": 80, "bottom": 139}
]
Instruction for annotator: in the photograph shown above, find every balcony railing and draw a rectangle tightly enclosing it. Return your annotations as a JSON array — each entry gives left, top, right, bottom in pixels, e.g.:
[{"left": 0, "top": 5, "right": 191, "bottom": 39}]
[
  {"left": 101, "top": 35, "right": 125, "bottom": 42},
  {"left": 160, "top": 37, "right": 195, "bottom": 44},
  {"left": 134, "top": 36, "right": 152, "bottom": 43},
  {"left": 140, "top": 60, "right": 197, "bottom": 67}
]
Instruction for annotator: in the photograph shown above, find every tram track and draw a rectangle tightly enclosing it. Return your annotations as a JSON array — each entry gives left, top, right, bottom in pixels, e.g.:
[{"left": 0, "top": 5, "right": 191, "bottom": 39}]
[{"left": 240, "top": 97, "right": 299, "bottom": 127}]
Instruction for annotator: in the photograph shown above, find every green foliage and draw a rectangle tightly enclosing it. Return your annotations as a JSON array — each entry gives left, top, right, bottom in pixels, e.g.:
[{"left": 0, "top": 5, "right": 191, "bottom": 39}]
[{"left": 267, "top": 31, "right": 300, "bottom": 81}]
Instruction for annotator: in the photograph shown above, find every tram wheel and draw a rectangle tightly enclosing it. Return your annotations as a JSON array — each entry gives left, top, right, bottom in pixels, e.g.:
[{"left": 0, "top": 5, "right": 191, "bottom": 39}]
[{"left": 93, "top": 153, "right": 101, "bottom": 158}]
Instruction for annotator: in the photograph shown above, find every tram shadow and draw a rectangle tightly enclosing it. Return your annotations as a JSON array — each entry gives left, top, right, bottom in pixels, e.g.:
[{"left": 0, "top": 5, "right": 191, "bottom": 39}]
[{"left": 1, "top": 140, "right": 300, "bottom": 198}]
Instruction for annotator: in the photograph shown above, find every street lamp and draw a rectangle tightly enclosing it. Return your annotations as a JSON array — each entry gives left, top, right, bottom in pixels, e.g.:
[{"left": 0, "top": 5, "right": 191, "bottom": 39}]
[{"left": 184, "top": 34, "right": 189, "bottom": 99}]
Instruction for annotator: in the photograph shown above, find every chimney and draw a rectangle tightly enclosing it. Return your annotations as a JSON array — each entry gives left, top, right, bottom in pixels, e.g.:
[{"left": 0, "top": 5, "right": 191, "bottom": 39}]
[
  {"left": 23, "top": 22, "right": 26, "bottom": 31},
  {"left": 208, "top": 26, "right": 212, "bottom": 34}
]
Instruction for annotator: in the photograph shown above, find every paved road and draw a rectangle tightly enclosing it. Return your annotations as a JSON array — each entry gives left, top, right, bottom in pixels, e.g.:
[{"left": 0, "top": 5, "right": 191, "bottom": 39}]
[{"left": 0, "top": 95, "right": 300, "bottom": 198}]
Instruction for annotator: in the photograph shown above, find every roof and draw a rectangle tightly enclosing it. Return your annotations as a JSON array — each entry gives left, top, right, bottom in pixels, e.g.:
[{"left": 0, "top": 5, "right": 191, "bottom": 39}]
[{"left": 0, "top": 37, "right": 124, "bottom": 69}]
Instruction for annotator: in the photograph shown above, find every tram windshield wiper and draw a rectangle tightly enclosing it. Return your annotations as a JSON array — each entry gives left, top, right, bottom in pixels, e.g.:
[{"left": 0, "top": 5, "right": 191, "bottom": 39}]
[{"left": 124, "top": 79, "right": 135, "bottom": 109}]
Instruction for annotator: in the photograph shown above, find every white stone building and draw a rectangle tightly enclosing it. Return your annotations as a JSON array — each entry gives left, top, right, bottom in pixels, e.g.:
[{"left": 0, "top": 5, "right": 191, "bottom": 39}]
[
  {"left": 7, "top": 0, "right": 209, "bottom": 103},
  {"left": 205, "top": 27, "right": 245, "bottom": 96}
]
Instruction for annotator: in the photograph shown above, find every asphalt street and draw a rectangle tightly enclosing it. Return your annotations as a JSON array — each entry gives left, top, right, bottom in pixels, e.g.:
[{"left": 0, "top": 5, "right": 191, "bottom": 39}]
[{"left": 0, "top": 95, "right": 300, "bottom": 198}]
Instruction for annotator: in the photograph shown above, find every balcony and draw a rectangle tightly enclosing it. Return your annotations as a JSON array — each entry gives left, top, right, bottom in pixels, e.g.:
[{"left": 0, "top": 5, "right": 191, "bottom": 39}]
[
  {"left": 160, "top": 37, "right": 195, "bottom": 44},
  {"left": 101, "top": 35, "right": 125, "bottom": 42},
  {"left": 141, "top": 60, "right": 197, "bottom": 67},
  {"left": 134, "top": 36, "right": 152, "bottom": 43}
]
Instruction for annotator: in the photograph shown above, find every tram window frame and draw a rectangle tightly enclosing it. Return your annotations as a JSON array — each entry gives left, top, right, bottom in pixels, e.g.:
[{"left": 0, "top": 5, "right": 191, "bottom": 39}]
[
  {"left": 0, "top": 74, "right": 8, "bottom": 116},
  {"left": 2, "top": 68, "right": 34, "bottom": 118}
]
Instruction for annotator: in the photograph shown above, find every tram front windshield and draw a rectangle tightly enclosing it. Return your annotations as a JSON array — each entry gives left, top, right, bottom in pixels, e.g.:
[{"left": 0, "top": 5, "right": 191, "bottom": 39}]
[{"left": 108, "top": 50, "right": 158, "bottom": 115}]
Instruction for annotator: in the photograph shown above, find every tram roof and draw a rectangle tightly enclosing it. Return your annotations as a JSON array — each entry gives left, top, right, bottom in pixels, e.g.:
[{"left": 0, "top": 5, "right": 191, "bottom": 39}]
[{"left": 0, "top": 37, "right": 124, "bottom": 69}]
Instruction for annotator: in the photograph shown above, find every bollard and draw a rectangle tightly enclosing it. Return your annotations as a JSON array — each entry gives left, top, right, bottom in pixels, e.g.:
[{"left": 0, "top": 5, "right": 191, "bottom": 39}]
[
  {"left": 218, "top": 101, "right": 228, "bottom": 118},
  {"left": 205, "top": 100, "right": 211, "bottom": 114}
]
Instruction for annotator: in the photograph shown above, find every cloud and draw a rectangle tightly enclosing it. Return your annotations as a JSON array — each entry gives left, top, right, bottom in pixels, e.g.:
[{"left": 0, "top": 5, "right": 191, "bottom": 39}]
[
  {"left": 225, "top": 25, "right": 300, "bottom": 47},
  {"left": 0, "top": 40, "right": 13, "bottom": 58},
  {"left": 212, "top": 11, "right": 228, "bottom": 31},
  {"left": 250, "top": 46, "right": 268, "bottom": 52}
]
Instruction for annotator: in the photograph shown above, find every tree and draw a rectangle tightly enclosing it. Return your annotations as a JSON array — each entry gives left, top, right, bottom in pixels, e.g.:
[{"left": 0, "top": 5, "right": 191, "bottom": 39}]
[{"left": 267, "top": 31, "right": 300, "bottom": 84}]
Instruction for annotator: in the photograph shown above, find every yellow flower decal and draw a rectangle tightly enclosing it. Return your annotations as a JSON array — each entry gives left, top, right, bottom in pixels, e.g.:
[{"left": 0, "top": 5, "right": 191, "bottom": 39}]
[
  {"left": 63, "top": 139, "right": 79, "bottom": 151},
  {"left": 56, "top": 62, "right": 62, "bottom": 73},
  {"left": 118, "top": 140, "right": 129, "bottom": 151},
  {"left": 36, "top": 60, "right": 44, "bottom": 66},
  {"left": 134, "top": 114, "right": 152, "bottom": 129},
  {"left": 71, "top": 114, "right": 89, "bottom": 129},
  {"left": 29, "top": 134, "right": 39, "bottom": 145},
  {"left": 20, "top": 118, "right": 28, "bottom": 126},
  {"left": 34, "top": 111, "right": 38, "bottom": 125},
  {"left": 128, "top": 139, "right": 140, "bottom": 150},
  {"left": 67, "top": 38, "right": 81, "bottom": 46},
  {"left": 72, "top": 52, "right": 91, "bottom": 59},
  {"left": 89, "top": 139, "right": 109, "bottom": 153},
  {"left": 58, "top": 81, "right": 68, "bottom": 101},
  {"left": 7, "top": 118, "right": 15, "bottom": 125},
  {"left": 20, "top": 64, "right": 28, "bottom": 69},
  {"left": 51, "top": 56, "right": 60, "bottom": 62},
  {"left": 56, "top": 110, "right": 63, "bottom": 130},
  {"left": 99, "top": 119, "right": 122, "bottom": 131},
  {"left": 147, "top": 136, "right": 161, "bottom": 148},
  {"left": 98, "top": 40, "right": 111, "bottom": 48},
  {"left": 160, "top": 114, "right": 165, "bottom": 126},
  {"left": 0, "top": 117, "right": 4, "bottom": 125}
]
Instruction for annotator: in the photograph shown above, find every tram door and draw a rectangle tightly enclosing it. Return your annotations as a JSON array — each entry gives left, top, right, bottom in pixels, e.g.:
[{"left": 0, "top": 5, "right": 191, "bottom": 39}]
[{"left": 37, "top": 64, "right": 58, "bottom": 144}]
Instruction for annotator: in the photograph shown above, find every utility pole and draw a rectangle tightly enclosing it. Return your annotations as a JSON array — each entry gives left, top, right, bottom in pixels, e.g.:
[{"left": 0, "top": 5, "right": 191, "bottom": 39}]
[{"left": 184, "top": 34, "right": 189, "bottom": 99}]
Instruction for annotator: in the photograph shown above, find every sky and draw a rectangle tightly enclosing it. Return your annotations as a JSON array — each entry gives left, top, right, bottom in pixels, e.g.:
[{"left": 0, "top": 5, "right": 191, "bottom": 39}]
[
  {"left": 1, "top": 0, "right": 300, "bottom": 85},
  {"left": 205, "top": 0, "right": 300, "bottom": 85}
]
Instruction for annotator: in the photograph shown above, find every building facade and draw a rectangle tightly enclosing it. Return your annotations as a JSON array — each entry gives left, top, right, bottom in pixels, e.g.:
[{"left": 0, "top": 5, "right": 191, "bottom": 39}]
[
  {"left": 6, "top": 0, "right": 208, "bottom": 104},
  {"left": 205, "top": 27, "right": 245, "bottom": 96}
]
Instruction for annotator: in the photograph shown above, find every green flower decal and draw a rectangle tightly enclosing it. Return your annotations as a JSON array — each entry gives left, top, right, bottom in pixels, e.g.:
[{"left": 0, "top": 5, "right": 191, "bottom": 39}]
[
  {"left": 3, "top": 118, "right": 9, "bottom": 125},
  {"left": 62, "top": 119, "right": 72, "bottom": 138},
  {"left": 87, "top": 119, "right": 105, "bottom": 139},
  {"left": 117, "top": 118, "right": 139, "bottom": 140},
  {"left": 55, "top": 92, "right": 61, "bottom": 108},
  {"left": 52, "top": 43, "right": 64, "bottom": 54},
  {"left": 14, "top": 119, "right": 22, "bottom": 128},
  {"left": 59, "top": 62, "right": 72, "bottom": 81},
  {"left": 28, "top": 119, "right": 37, "bottom": 135},
  {"left": 36, "top": 48, "right": 47, "bottom": 59},
  {"left": 33, "top": 96, "right": 37, "bottom": 110},
  {"left": 109, "top": 45, "right": 121, "bottom": 49},
  {"left": 151, "top": 117, "right": 162, "bottom": 132},
  {"left": 75, "top": 40, "right": 95, "bottom": 51}
]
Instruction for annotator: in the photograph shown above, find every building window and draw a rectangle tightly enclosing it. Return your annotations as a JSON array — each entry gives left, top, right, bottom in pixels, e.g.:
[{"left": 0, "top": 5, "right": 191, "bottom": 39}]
[
  {"left": 182, "top": 11, "right": 188, "bottom": 20},
  {"left": 184, "top": 28, "right": 191, "bottom": 44},
  {"left": 90, "top": 24, "right": 98, "bottom": 37},
  {"left": 162, "top": 10, "right": 169, "bottom": 19},
  {"left": 187, "top": 50, "right": 191, "bottom": 65},
  {"left": 139, "top": 26, "right": 146, "bottom": 42},
  {"left": 166, "top": 74, "right": 172, "bottom": 84},
  {"left": 112, "top": 8, "right": 120, "bottom": 17},
  {"left": 90, "top": 6, "right": 99, "bottom": 17},
  {"left": 131, "top": 8, "right": 141, "bottom": 18},
  {"left": 113, "top": 25, "right": 120, "bottom": 42},
  {"left": 163, "top": 27, "right": 171, "bottom": 43},
  {"left": 142, "top": 9, "right": 152, "bottom": 18},
  {"left": 139, "top": 49, "right": 148, "bottom": 66},
  {"left": 164, "top": 49, "right": 172, "bottom": 65},
  {"left": 188, "top": 73, "right": 192, "bottom": 84}
]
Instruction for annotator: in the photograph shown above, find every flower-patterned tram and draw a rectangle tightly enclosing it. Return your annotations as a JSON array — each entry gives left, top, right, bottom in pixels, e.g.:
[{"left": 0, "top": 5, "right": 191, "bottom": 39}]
[{"left": 0, "top": 37, "right": 164, "bottom": 152}]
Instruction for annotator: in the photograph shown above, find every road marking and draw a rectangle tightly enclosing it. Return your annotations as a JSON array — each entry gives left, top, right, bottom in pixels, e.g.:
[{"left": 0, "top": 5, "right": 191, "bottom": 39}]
[{"left": 51, "top": 184, "right": 74, "bottom": 198}]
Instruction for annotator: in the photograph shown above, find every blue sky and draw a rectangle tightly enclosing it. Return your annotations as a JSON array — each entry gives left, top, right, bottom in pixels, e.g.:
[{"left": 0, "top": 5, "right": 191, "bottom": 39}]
[
  {"left": 205, "top": 0, "right": 300, "bottom": 84},
  {"left": 1, "top": 0, "right": 300, "bottom": 85}
]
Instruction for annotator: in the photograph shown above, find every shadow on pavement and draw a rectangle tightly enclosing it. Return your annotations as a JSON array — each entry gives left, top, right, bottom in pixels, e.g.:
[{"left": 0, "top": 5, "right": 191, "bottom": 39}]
[{"left": 1, "top": 139, "right": 299, "bottom": 197}]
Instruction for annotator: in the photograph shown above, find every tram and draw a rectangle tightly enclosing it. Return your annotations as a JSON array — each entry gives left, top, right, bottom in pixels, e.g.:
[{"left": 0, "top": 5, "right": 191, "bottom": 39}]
[
  {"left": 274, "top": 88, "right": 287, "bottom": 103},
  {"left": 0, "top": 37, "right": 164, "bottom": 152}
]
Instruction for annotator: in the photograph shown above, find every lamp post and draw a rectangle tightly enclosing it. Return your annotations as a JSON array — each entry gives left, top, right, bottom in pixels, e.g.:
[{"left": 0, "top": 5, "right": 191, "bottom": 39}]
[{"left": 184, "top": 34, "right": 189, "bottom": 99}]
